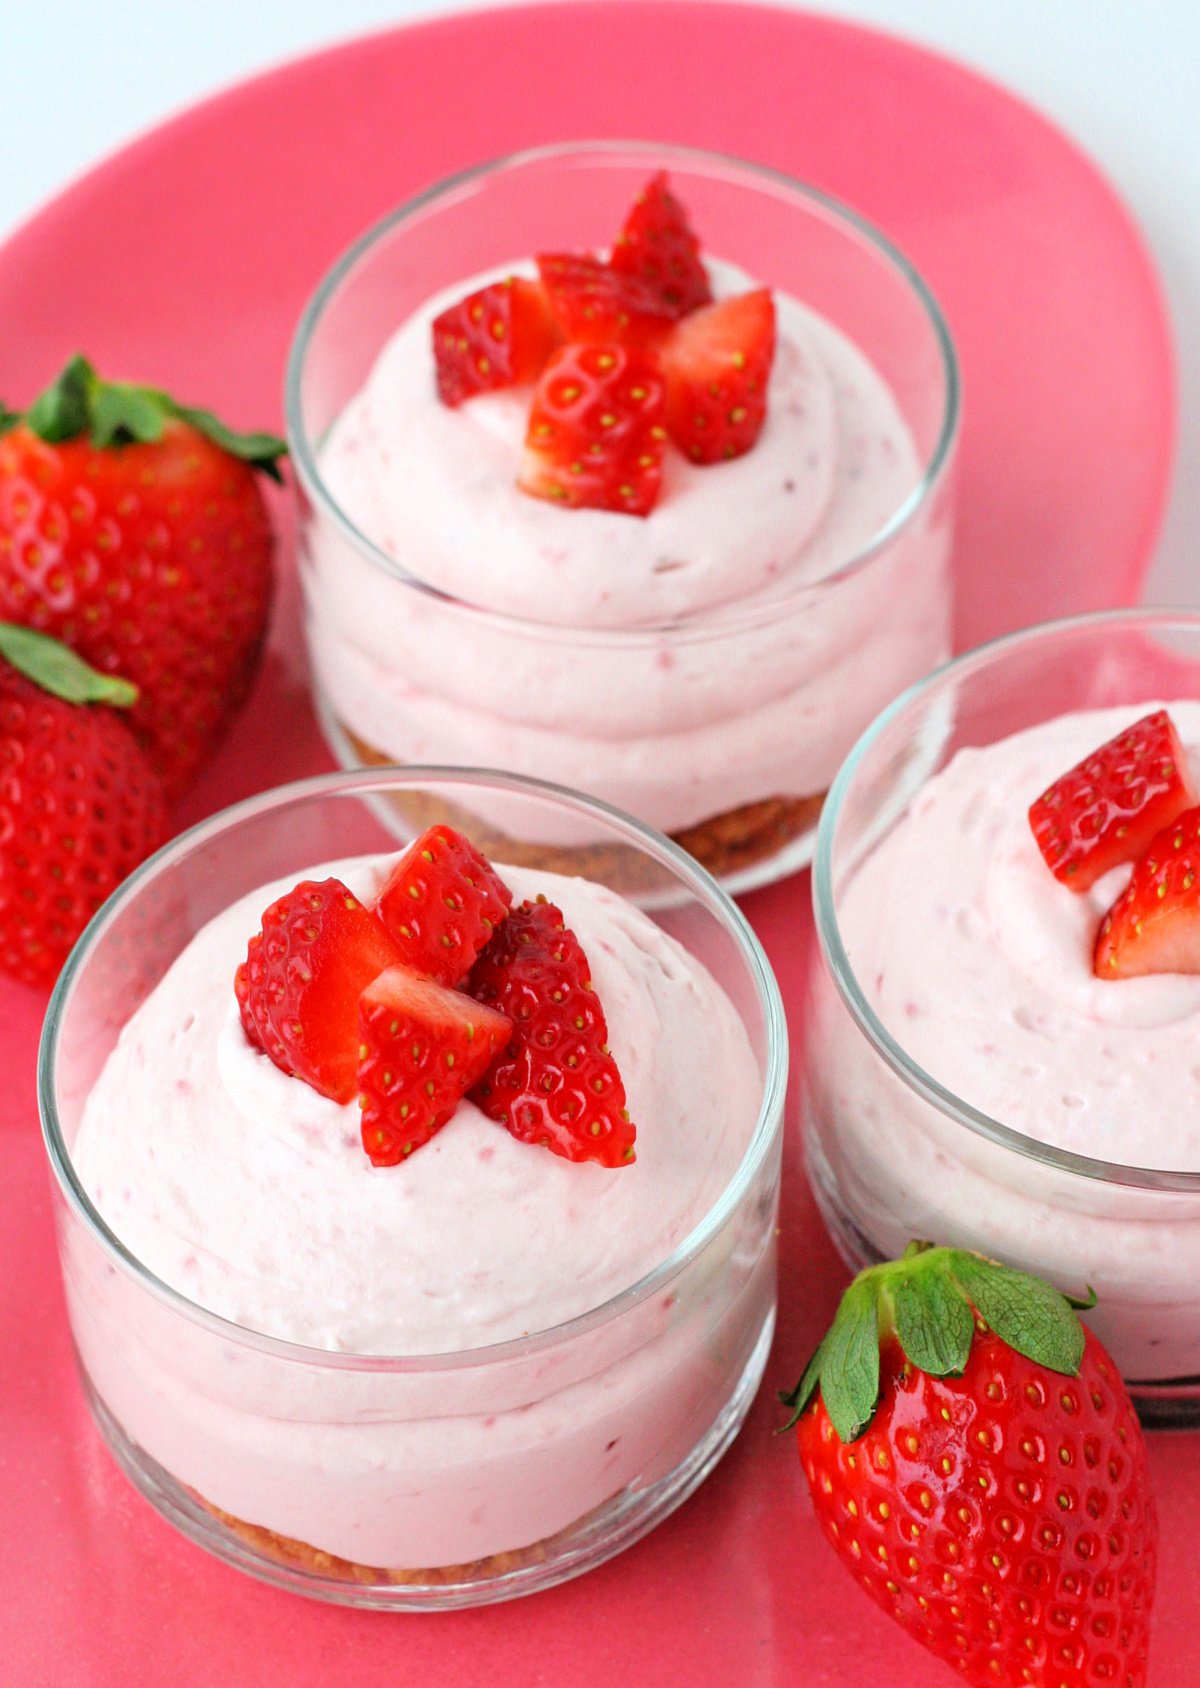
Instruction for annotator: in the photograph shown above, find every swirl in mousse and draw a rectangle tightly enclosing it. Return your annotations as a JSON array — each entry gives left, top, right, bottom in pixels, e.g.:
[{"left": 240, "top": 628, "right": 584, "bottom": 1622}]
[
  {"left": 67, "top": 821, "right": 775, "bottom": 1589},
  {"left": 295, "top": 158, "right": 956, "bottom": 882}
]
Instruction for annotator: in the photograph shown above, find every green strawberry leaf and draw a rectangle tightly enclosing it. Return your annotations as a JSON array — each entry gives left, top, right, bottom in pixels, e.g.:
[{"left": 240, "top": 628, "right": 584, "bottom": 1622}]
[
  {"left": 889, "top": 1263, "right": 974, "bottom": 1376},
  {"left": 0, "top": 622, "right": 137, "bottom": 707},
  {"left": 91, "top": 382, "right": 172, "bottom": 449},
  {"left": 173, "top": 404, "right": 287, "bottom": 482},
  {"left": 779, "top": 1333, "right": 828, "bottom": 1430},
  {"left": 948, "top": 1252, "right": 1084, "bottom": 1377},
  {"left": 818, "top": 1276, "right": 880, "bottom": 1444},
  {"left": 0, "top": 402, "right": 20, "bottom": 437},
  {"left": 25, "top": 354, "right": 97, "bottom": 443},
  {"left": 13, "top": 355, "right": 287, "bottom": 480}
]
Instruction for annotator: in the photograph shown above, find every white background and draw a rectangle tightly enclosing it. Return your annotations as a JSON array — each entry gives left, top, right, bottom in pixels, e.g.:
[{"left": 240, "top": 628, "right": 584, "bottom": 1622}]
[{"left": 2, "top": 0, "right": 1197, "bottom": 603}]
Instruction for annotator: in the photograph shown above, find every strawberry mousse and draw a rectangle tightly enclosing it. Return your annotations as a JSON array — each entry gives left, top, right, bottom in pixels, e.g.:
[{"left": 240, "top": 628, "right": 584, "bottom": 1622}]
[
  {"left": 294, "top": 158, "right": 956, "bottom": 881},
  {"left": 808, "top": 700, "right": 1200, "bottom": 1386},
  {"left": 67, "top": 826, "right": 774, "bottom": 1579}
]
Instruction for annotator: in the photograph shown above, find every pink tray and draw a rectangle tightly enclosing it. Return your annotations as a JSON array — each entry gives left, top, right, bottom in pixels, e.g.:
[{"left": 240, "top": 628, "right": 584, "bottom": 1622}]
[{"left": 0, "top": 5, "right": 1189, "bottom": 1682}]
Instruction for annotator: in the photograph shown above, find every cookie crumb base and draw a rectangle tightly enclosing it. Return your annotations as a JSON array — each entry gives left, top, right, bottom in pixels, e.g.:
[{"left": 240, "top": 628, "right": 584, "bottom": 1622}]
[
  {"left": 199, "top": 1496, "right": 550, "bottom": 1587},
  {"left": 340, "top": 725, "right": 823, "bottom": 883}
]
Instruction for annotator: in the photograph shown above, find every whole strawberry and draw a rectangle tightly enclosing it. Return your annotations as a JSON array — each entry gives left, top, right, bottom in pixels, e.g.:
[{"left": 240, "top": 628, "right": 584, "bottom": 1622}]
[
  {"left": 0, "top": 622, "right": 168, "bottom": 987},
  {"left": 0, "top": 356, "right": 283, "bottom": 798},
  {"left": 785, "top": 1243, "right": 1156, "bottom": 1687}
]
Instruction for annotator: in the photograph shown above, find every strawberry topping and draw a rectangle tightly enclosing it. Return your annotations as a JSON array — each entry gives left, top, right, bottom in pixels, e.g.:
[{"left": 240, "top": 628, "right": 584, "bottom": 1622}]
[
  {"left": 1029, "top": 709, "right": 1196, "bottom": 892},
  {"left": 661, "top": 289, "right": 776, "bottom": 464},
  {"left": 518, "top": 342, "right": 667, "bottom": 517},
  {"left": 467, "top": 898, "right": 636, "bottom": 1166},
  {"left": 428, "top": 174, "right": 776, "bottom": 513},
  {"left": 536, "top": 253, "right": 676, "bottom": 348},
  {"left": 236, "top": 847, "right": 637, "bottom": 1173},
  {"left": 1094, "top": 803, "right": 1200, "bottom": 978},
  {"left": 375, "top": 824, "right": 513, "bottom": 987},
  {"left": 235, "top": 879, "right": 401, "bottom": 1101},
  {"left": 431, "top": 277, "right": 560, "bottom": 406},
  {"left": 357, "top": 966, "right": 511, "bottom": 1165},
  {"left": 609, "top": 170, "right": 713, "bottom": 317}
]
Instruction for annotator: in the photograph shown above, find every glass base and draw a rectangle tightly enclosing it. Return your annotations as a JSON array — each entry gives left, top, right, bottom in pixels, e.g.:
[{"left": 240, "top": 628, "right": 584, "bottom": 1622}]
[
  {"left": 314, "top": 693, "right": 820, "bottom": 896},
  {"left": 804, "top": 1130, "right": 1200, "bottom": 1431},
  {"left": 79, "top": 1308, "right": 775, "bottom": 1609}
]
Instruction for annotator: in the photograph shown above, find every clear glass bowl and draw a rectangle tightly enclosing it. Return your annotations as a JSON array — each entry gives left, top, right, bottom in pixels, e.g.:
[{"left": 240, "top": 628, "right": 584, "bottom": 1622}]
[
  {"left": 806, "top": 609, "right": 1200, "bottom": 1425},
  {"left": 39, "top": 768, "right": 786, "bottom": 1607},
  {"left": 285, "top": 140, "right": 959, "bottom": 895}
]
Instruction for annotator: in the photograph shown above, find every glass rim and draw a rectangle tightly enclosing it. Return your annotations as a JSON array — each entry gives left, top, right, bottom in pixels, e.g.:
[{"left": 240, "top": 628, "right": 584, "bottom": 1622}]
[
  {"left": 39, "top": 764, "right": 788, "bottom": 1371},
  {"left": 814, "top": 604, "right": 1200, "bottom": 1193},
  {"left": 283, "top": 137, "right": 961, "bottom": 644}
]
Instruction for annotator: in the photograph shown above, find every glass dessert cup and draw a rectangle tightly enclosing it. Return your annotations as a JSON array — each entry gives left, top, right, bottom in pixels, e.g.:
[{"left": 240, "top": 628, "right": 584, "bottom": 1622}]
[
  {"left": 806, "top": 609, "right": 1200, "bottom": 1427},
  {"left": 286, "top": 140, "right": 959, "bottom": 895},
  {"left": 39, "top": 768, "right": 786, "bottom": 1608}
]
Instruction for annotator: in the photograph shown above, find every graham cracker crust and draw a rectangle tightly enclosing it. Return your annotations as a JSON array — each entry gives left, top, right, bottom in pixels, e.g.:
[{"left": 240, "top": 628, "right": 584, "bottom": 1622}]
[
  {"left": 202, "top": 1496, "right": 551, "bottom": 1587},
  {"left": 341, "top": 725, "right": 823, "bottom": 884}
]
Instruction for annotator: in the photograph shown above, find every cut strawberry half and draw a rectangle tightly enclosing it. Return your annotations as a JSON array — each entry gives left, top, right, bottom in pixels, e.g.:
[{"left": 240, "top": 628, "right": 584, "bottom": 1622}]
[
  {"left": 235, "top": 879, "right": 402, "bottom": 1101},
  {"left": 609, "top": 171, "right": 712, "bottom": 317},
  {"left": 660, "top": 288, "right": 776, "bottom": 464},
  {"left": 536, "top": 253, "right": 676, "bottom": 348},
  {"left": 375, "top": 824, "right": 513, "bottom": 987},
  {"left": 467, "top": 898, "right": 636, "bottom": 1167},
  {"left": 1029, "top": 709, "right": 1195, "bottom": 893},
  {"left": 357, "top": 966, "right": 512, "bottom": 1166},
  {"left": 1094, "top": 804, "right": 1200, "bottom": 978},
  {"left": 432, "top": 276, "right": 560, "bottom": 406},
  {"left": 518, "top": 342, "right": 668, "bottom": 517}
]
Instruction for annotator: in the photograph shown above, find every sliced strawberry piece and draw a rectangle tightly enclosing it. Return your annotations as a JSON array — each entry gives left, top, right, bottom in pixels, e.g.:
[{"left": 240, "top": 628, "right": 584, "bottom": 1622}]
[
  {"left": 1029, "top": 709, "right": 1195, "bottom": 892},
  {"left": 660, "top": 288, "right": 776, "bottom": 464},
  {"left": 609, "top": 171, "right": 713, "bottom": 317},
  {"left": 1094, "top": 804, "right": 1200, "bottom": 978},
  {"left": 431, "top": 276, "right": 560, "bottom": 406},
  {"left": 357, "top": 966, "right": 512, "bottom": 1166},
  {"left": 375, "top": 824, "right": 513, "bottom": 987},
  {"left": 467, "top": 898, "right": 637, "bottom": 1167},
  {"left": 235, "top": 878, "right": 401, "bottom": 1101},
  {"left": 518, "top": 342, "right": 667, "bottom": 517},
  {"left": 536, "top": 253, "right": 676, "bottom": 348}
]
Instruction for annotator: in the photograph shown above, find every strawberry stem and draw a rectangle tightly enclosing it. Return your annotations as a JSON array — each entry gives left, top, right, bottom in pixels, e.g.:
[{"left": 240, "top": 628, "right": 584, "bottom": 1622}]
[
  {"left": 3, "top": 355, "right": 287, "bottom": 482},
  {"left": 781, "top": 1243, "right": 1091, "bottom": 1444},
  {"left": 0, "top": 622, "right": 138, "bottom": 707}
]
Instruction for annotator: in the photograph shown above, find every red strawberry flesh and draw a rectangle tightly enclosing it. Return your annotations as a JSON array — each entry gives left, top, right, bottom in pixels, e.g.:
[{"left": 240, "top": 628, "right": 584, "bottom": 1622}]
[
  {"left": 1029, "top": 708, "right": 1195, "bottom": 892},
  {"left": 0, "top": 364, "right": 279, "bottom": 802},
  {"left": 467, "top": 897, "right": 636, "bottom": 1166},
  {"left": 609, "top": 171, "right": 713, "bottom": 317},
  {"left": 357, "top": 965, "right": 511, "bottom": 1166},
  {"left": 799, "top": 1327, "right": 1154, "bottom": 1688},
  {"left": 1094, "top": 801, "right": 1200, "bottom": 978},
  {"left": 536, "top": 253, "right": 676, "bottom": 348},
  {"left": 375, "top": 824, "right": 512, "bottom": 987},
  {"left": 0, "top": 655, "right": 168, "bottom": 989},
  {"left": 518, "top": 342, "right": 667, "bottom": 517},
  {"left": 787, "top": 1245, "right": 1156, "bottom": 1688},
  {"left": 235, "top": 878, "right": 401, "bottom": 1101},
  {"left": 661, "top": 288, "right": 776, "bottom": 464},
  {"left": 431, "top": 277, "right": 560, "bottom": 406}
]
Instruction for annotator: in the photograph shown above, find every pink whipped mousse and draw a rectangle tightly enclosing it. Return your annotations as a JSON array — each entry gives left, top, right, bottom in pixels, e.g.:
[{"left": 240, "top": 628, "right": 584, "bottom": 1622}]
[
  {"left": 303, "top": 260, "right": 952, "bottom": 843},
  {"left": 69, "top": 856, "right": 772, "bottom": 1568},
  {"left": 812, "top": 702, "right": 1200, "bottom": 1382}
]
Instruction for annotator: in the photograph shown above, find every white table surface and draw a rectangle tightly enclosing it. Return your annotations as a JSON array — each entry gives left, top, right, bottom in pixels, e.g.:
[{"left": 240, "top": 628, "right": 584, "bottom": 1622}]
[{"left": 3, "top": 0, "right": 1197, "bottom": 604}]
